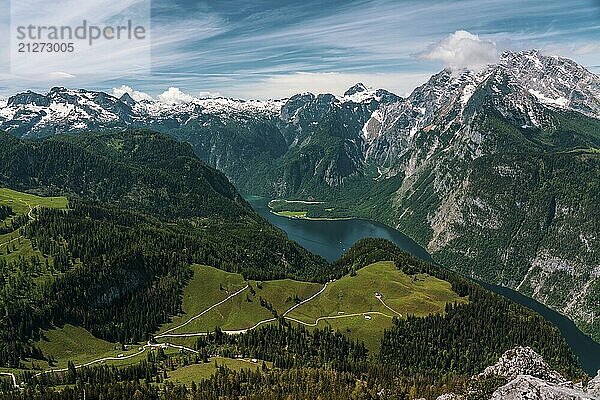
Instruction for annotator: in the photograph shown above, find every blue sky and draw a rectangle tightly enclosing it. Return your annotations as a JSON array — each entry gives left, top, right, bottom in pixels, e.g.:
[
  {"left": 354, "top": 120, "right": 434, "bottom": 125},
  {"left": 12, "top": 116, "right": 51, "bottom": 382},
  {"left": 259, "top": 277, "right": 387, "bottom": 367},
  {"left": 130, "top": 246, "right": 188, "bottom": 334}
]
[{"left": 1, "top": 0, "right": 599, "bottom": 99}]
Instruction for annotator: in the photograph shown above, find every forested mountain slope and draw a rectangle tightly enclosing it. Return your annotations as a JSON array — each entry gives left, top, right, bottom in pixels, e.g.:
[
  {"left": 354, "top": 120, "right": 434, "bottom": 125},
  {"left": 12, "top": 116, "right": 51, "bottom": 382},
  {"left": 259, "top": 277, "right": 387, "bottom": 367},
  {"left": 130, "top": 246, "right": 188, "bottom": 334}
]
[
  {"left": 0, "top": 129, "right": 591, "bottom": 399},
  {"left": 0, "top": 130, "right": 328, "bottom": 366},
  {"left": 1, "top": 51, "right": 599, "bottom": 342}
]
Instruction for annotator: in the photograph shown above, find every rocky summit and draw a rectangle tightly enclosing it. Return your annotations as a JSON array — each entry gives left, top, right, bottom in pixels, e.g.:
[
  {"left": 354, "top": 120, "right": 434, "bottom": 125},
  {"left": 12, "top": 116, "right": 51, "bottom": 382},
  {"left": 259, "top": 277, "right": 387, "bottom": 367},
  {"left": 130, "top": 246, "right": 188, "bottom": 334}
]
[{"left": 438, "top": 347, "right": 600, "bottom": 399}]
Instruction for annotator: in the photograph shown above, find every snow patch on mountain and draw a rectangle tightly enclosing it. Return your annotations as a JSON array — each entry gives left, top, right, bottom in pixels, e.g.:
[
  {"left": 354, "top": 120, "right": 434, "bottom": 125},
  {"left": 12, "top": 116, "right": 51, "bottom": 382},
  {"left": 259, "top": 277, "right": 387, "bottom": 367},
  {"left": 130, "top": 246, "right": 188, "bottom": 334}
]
[
  {"left": 342, "top": 83, "right": 380, "bottom": 103},
  {"left": 0, "top": 49, "right": 598, "bottom": 149},
  {"left": 528, "top": 89, "right": 569, "bottom": 107},
  {"left": 362, "top": 109, "right": 382, "bottom": 141}
]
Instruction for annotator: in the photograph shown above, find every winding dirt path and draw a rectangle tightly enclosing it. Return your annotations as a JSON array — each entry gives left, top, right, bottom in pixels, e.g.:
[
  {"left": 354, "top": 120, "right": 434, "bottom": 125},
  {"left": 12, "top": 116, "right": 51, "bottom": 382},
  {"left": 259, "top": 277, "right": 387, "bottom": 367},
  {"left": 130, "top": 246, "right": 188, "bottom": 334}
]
[
  {"left": 282, "top": 283, "right": 328, "bottom": 316},
  {"left": 156, "top": 282, "right": 329, "bottom": 338},
  {"left": 375, "top": 293, "right": 403, "bottom": 317},
  {"left": 3, "top": 276, "right": 400, "bottom": 390},
  {"left": 285, "top": 311, "right": 394, "bottom": 327},
  {"left": 0, "top": 234, "right": 23, "bottom": 248},
  {"left": 0, "top": 202, "right": 35, "bottom": 248},
  {"left": 156, "top": 285, "right": 249, "bottom": 338},
  {"left": 0, "top": 372, "right": 18, "bottom": 389},
  {"left": 32, "top": 341, "right": 199, "bottom": 378}
]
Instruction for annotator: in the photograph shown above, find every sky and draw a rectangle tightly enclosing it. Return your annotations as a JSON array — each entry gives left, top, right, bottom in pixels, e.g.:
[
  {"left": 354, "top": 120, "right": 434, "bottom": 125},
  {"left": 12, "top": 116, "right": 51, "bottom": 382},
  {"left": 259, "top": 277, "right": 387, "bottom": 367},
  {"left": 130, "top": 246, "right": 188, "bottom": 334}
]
[{"left": 0, "top": 0, "right": 599, "bottom": 100}]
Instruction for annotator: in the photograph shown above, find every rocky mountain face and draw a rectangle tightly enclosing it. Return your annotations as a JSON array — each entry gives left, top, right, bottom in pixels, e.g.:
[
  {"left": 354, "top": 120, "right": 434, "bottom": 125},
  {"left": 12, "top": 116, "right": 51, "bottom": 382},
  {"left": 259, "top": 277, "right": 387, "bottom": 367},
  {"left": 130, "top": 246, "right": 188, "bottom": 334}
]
[
  {"left": 436, "top": 347, "right": 600, "bottom": 399},
  {"left": 1, "top": 50, "right": 599, "bottom": 343},
  {"left": 0, "top": 82, "right": 400, "bottom": 195},
  {"left": 375, "top": 51, "right": 600, "bottom": 343}
]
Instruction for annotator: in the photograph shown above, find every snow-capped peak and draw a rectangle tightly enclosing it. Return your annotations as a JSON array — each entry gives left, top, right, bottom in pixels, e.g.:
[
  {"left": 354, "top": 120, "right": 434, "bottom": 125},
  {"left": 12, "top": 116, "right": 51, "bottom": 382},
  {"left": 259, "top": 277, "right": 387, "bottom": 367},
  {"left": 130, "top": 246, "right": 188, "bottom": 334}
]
[
  {"left": 344, "top": 83, "right": 368, "bottom": 97},
  {"left": 341, "top": 83, "right": 385, "bottom": 104},
  {"left": 498, "top": 49, "right": 600, "bottom": 117},
  {"left": 0, "top": 49, "right": 597, "bottom": 140},
  {"left": 119, "top": 93, "right": 137, "bottom": 107}
]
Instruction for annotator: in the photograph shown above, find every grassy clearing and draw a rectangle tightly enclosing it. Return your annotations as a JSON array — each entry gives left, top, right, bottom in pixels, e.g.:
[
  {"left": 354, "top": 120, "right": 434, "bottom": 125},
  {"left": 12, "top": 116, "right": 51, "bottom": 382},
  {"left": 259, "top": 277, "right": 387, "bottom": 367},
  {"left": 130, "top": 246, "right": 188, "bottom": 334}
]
[
  {"left": 158, "top": 336, "right": 197, "bottom": 349},
  {"left": 0, "top": 235, "right": 38, "bottom": 262},
  {"left": 159, "top": 265, "right": 248, "bottom": 333},
  {"left": 287, "top": 261, "right": 468, "bottom": 350},
  {"left": 289, "top": 261, "right": 466, "bottom": 319},
  {"left": 23, "top": 261, "right": 464, "bottom": 373},
  {"left": 256, "top": 278, "right": 322, "bottom": 313},
  {"left": 320, "top": 313, "right": 392, "bottom": 351},
  {"left": 275, "top": 210, "right": 308, "bottom": 218},
  {"left": 29, "top": 324, "right": 181, "bottom": 372},
  {"left": 157, "top": 262, "right": 465, "bottom": 353},
  {"left": 268, "top": 198, "right": 353, "bottom": 219},
  {"left": 160, "top": 265, "right": 322, "bottom": 334},
  {"left": 187, "top": 277, "right": 321, "bottom": 332},
  {"left": 165, "top": 357, "right": 269, "bottom": 386},
  {"left": 0, "top": 188, "right": 68, "bottom": 215},
  {"left": 0, "top": 187, "right": 68, "bottom": 262},
  {"left": 273, "top": 211, "right": 352, "bottom": 221},
  {"left": 32, "top": 325, "right": 125, "bottom": 370}
]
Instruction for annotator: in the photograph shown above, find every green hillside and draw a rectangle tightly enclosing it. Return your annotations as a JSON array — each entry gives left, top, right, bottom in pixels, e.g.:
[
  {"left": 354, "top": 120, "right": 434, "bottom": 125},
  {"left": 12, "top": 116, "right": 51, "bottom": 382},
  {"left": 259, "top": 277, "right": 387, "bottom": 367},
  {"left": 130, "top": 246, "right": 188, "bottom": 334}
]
[
  {"left": 0, "top": 131, "right": 327, "bottom": 372},
  {"left": 158, "top": 265, "right": 322, "bottom": 334},
  {"left": 286, "top": 261, "right": 467, "bottom": 349},
  {"left": 154, "top": 262, "right": 465, "bottom": 352},
  {"left": 0, "top": 188, "right": 68, "bottom": 214}
]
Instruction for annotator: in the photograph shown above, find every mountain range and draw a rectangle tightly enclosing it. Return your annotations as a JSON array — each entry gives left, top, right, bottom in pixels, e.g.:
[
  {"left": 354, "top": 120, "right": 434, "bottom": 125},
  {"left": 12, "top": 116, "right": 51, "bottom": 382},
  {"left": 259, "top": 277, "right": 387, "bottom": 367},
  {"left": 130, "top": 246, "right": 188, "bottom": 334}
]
[{"left": 1, "top": 49, "right": 599, "bottom": 344}]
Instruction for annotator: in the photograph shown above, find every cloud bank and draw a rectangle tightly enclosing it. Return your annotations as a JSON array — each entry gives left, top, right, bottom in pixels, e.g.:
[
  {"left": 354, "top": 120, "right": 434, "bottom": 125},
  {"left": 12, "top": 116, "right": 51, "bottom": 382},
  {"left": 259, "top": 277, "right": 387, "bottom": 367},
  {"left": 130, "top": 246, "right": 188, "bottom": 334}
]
[
  {"left": 419, "top": 30, "right": 498, "bottom": 71},
  {"left": 156, "top": 87, "right": 195, "bottom": 104},
  {"left": 112, "top": 85, "right": 154, "bottom": 102},
  {"left": 2, "top": 1, "right": 599, "bottom": 96},
  {"left": 112, "top": 86, "right": 196, "bottom": 104},
  {"left": 112, "top": 86, "right": 225, "bottom": 102}
]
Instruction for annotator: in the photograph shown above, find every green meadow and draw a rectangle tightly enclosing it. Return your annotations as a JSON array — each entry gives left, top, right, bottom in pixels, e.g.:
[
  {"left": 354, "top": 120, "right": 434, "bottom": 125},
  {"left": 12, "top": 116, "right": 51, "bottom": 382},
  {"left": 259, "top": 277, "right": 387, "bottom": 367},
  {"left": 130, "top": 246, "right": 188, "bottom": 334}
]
[
  {"left": 286, "top": 261, "right": 468, "bottom": 350},
  {"left": 165, "top": 357, "right": 271, "bottom": 386},
  {"left": 7, "top": 244, "right": 465, "bottom": 376},
  {"left": 158, "top": 265, "right": 322, "bottom": 334},
  {"left": 0, "top": 188, "right": 68, "bottom": 215},
  {"left": 275, "top": 210, "right": 308, "bottom": 218},
  {"left": 0, "top": 187, "right": 68, "bottom": 262},
  {"left": 156, "top": 262, "right": 466, "bottom": 352}
]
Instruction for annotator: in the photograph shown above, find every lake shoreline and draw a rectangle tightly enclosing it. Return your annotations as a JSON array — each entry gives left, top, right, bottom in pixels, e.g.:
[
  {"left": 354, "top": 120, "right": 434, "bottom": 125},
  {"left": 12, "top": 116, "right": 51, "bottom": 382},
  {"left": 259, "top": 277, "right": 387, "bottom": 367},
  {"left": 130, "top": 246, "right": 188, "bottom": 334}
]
[
  {"left": 268, "top": 197, "right": 367, "bottom": 222},
  {"left": 271, "top": 210, "right": 355, "bottom": 221},
  {"left": 247, "top": 195, "right": 600, "bottom": 376}
]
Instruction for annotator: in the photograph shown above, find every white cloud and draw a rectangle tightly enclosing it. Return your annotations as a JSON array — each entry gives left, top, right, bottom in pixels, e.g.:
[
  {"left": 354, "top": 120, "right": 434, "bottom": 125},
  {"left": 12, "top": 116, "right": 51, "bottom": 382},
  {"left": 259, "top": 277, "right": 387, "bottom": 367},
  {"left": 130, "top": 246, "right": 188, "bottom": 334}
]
[
  {"left": 48, "top": 72, "right": 76, "bottom": 79},
  {"left": 571, "top": 43, "right": 600, "bottom": 56},
  {"left": 9, "top": 0, "right": 152, "bottom": 78},
  {"left": 111, "top": 86, "right": 222, "bottom": 102},
  {"left": 112, "top": 85, "right": 153, "bottom": 101},
  {"left": 419, "top": 30, "right": 498, "bottom": 71},
  {"left": 157, "top": 87, "right": 195, "bottom": 104},
  {"left": 2, "top": 1, "right": 599, "bottom": 97}
]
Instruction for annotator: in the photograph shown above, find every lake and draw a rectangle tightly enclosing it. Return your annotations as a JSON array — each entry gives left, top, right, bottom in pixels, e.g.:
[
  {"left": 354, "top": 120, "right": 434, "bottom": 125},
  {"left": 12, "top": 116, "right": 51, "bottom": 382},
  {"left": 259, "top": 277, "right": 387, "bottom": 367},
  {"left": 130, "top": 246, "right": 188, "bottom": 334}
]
[{"left": 248, "top": 196, "right": 600, "bottom": 376}]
